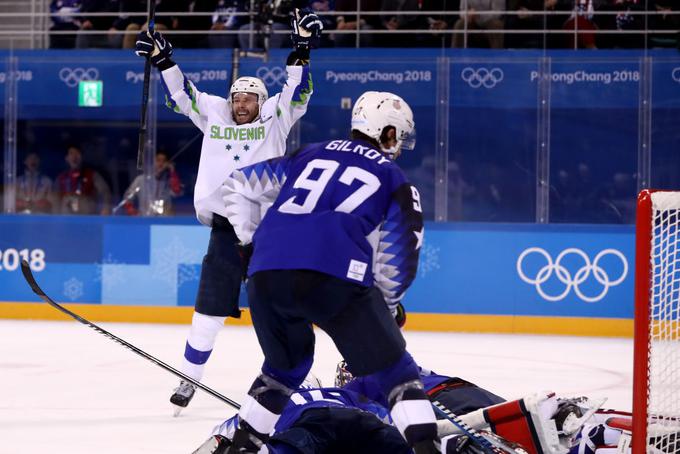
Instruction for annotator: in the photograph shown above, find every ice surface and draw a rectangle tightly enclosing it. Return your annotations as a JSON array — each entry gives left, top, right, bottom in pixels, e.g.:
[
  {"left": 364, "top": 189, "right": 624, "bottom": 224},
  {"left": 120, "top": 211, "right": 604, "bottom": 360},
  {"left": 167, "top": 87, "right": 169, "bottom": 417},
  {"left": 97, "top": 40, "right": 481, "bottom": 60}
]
[{"left": 0, "top": 320, "right": 633, "bottom": 453}]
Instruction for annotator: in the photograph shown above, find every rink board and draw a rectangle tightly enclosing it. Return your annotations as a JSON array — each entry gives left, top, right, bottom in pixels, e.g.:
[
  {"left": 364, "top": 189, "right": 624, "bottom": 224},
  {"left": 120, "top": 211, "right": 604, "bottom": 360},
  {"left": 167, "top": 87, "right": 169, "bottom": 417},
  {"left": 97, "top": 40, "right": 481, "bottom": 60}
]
[{"left": 0, "top": 215, "right": 635, "bottom": 336}]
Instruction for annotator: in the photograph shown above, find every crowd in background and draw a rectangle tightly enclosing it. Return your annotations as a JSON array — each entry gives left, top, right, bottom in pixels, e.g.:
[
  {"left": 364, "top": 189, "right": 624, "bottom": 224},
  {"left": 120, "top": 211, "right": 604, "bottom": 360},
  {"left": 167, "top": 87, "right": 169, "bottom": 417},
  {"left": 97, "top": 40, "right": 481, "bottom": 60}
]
[
  {"left": 48, "top": 0, "right": 680, "bottom": 50},
  {"left": 10, "top": 0, "right": 674, "bottom": 223},
  {"left": 14, "top": 144, "right": 184, "bottom": 217}
]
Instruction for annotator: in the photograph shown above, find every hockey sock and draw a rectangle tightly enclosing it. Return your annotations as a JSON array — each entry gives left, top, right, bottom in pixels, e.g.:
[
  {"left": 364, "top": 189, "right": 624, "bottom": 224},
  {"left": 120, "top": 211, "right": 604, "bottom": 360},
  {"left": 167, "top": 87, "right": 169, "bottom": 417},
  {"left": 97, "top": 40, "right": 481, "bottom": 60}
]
[
  {"left": 238, "top": 357, "right": 313, "bottom": 440},
  {"left": 373, "top": 352, "right": 437, "bottom": 446},
  {"left": 181, "top": 312, "right": 226, "bottom": 381}
]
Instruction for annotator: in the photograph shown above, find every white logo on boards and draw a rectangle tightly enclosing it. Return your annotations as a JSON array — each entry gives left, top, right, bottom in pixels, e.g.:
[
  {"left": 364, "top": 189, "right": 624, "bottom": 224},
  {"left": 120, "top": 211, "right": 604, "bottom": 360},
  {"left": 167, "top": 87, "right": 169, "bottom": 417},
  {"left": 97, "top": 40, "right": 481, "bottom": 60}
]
[
  {"left": 672, "top": 67, "right": 680, "bottom": 83},
  {"left": 461, "top": 67, "right": 504, "bottom": 89},
  {"left": 59, "top": 67, "right": 99, "bottom": 88},
  {"left": 256, "top": 66, "right": 286, "bottom": 87},
  {"left": 516, "top": 247, "right": 628, "bottom": 303}
]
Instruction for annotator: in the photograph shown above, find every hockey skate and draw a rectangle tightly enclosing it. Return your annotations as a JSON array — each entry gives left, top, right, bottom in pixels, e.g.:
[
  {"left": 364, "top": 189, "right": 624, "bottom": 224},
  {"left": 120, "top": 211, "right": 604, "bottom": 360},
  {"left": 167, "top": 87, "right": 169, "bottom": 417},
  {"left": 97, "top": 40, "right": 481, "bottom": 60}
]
[{"left": 170, "top": 380, "right": 196, "bottom": 416}]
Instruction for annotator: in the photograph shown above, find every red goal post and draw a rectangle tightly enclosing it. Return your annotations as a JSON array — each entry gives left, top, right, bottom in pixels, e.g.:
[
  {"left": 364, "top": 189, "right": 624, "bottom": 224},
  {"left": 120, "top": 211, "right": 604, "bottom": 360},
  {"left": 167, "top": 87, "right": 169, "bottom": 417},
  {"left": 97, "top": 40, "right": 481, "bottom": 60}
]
[{"left": 633, "top": 189, "right": 680, "bottom": 454}]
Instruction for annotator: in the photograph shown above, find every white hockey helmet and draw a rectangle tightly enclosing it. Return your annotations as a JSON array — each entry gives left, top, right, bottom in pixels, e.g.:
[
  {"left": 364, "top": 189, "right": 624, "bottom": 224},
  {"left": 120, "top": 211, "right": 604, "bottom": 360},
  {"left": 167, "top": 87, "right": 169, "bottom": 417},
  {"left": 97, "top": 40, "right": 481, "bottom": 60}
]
[
  {"left": 229, "top": 76, "right": 268, "bottom": 118},
  {"left": 351, "top": 91, "right": 416, "bottom": 158}
]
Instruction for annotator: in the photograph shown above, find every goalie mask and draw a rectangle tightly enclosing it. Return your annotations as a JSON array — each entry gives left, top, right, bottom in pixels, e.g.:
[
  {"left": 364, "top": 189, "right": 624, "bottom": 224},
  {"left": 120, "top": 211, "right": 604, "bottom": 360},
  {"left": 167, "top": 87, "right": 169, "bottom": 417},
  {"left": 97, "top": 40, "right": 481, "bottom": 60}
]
[
  {"left": 229, "top": 76, "right": 268, "bottom": 121},
  {"left": 351, "top": 91, "right": 416, "bottom": 159}
]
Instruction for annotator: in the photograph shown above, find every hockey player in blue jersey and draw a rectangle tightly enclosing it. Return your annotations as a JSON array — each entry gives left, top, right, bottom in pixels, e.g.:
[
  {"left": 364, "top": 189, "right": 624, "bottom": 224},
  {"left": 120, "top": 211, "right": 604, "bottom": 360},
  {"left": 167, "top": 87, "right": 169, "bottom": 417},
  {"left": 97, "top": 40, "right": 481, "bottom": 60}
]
[
  {"left": 218, "top": 91, "right": 438, "bottom": 453},
  {"left": 191, "top": 367, "right": 509, "bottom": 454},
  {"left": 194, "top": 384, "right": 413, "bottom": 454}
]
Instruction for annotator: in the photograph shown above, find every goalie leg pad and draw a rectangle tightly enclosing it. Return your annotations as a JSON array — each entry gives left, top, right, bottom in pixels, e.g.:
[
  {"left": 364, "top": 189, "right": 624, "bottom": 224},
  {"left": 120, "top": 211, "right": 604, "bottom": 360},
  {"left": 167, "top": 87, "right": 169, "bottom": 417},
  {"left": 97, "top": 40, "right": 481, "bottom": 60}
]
[{"left": 483, "top": 397, "right": 548, "bottom": 454}]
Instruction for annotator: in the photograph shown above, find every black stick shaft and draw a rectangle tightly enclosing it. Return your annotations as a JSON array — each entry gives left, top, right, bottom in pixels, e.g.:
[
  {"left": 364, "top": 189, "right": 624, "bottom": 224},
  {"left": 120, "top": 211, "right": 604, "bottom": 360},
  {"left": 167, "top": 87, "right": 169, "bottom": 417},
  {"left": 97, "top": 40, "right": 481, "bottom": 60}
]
[
  {"left": 20, "top": 260, "right": 240, "bottom": 410},
  {"left": 136, "top": 0, "right": 157, "bottom": 170}
]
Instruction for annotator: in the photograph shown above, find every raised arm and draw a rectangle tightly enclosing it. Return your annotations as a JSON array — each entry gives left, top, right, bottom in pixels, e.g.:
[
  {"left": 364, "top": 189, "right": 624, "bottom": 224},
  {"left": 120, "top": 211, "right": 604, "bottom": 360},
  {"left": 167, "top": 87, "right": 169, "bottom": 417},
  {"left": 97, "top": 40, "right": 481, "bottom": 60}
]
[
  {"left": 135, "top": 31, "right": 216, "bottom": 132},
  {"left": 271, "top": 8, "right": 324, "bottom": 132}
]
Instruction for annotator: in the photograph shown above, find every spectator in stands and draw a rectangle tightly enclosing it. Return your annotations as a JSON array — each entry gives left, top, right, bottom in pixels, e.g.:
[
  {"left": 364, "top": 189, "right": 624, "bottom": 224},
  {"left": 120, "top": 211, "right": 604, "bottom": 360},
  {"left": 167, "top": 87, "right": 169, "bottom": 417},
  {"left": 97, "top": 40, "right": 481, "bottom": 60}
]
[
  {"left": 49, "top": 0, "right": 82, "bottom": 48},
  {"left": 121, "top": 0, "right": 188, "bottom": 49},
  {"left": 75, "top": 0, "right": 119, "bottom": 49},
  {"left": 237, "top": 0, "right": 292, "bottom": 49},
  {"left": 308, "top": 0, "right": 336, "bottom": 47},
  {"left": 603, "top": 171, "right": 636, "bottom": 223},
  {"left": 596, "top": 0, "right": 645, "bottom": 48},
  {"left": 422, "top": 0, "right": 460, "bottom": 47},
  {"left": 452, "top": 0, "right": 506, "bottom": 49},
  {"left": 561, "top": 0, "right": 601, "bottom": 49},
  {"left": 381, "top": 0, "right": 431, "bottom": 47},
  {"left": 176, "top": 0, "right": 217, "bottom": 48},
  {"left": 334, "top": 0, "right": 383, "bottom": 47},
  {"left": 117, "top": 150, "right": 183, "bottom": 216},
  {"left": 208, "top": 0, "right": 250, "bottom": 49},
  {"left": 109, "top": 0, "right": 147, "bottom": 48},
  {"left": 648, "top": 0, "right": 679, "bottom": 48},
  {"left": 15, "top": 153, "right": 54, "bottom": 215},
  {"left": 55, "top": 145, "right": 112, "bottom": 215},
  {"left": 505, "top": 0, "right": 569, "bottom": 48}
]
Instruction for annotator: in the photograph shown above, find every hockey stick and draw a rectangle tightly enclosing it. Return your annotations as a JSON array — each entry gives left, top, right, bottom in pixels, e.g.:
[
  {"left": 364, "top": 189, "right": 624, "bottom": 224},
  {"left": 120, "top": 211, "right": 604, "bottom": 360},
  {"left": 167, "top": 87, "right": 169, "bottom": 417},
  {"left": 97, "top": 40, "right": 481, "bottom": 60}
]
[
  {"left": 136, "top": 0, "right": 156, "bottom": 170},
  {"left": 432, "top": 400, "right": 512, "bottom": 454},
  {"left": 20, "top": 260, "right": 241, "bottom": 410}
]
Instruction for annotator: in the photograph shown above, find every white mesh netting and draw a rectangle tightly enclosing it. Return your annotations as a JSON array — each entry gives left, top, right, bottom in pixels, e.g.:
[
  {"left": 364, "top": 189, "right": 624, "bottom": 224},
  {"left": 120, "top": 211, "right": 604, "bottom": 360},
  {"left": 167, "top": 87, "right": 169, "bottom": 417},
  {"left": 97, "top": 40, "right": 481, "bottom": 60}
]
[{"left": 647, "top": 192, "right": 680, "bottom": 453}]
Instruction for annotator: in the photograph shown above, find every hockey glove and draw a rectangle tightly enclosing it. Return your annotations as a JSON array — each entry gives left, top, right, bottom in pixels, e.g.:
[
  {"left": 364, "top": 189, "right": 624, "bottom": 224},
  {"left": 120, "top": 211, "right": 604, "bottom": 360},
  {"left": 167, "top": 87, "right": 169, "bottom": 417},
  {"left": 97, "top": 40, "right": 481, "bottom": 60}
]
[
  {"left": 392, "top": 302, "right": 407, "bottom": 328},
  {"left": 135, "top": 30, "right": 174, "bottom": 69},
  {"left": 236, "top": 242, "right": 253, "bottom": 282},
  {"left": 291, "top": 8, "right": 323, "bottom": 52}
]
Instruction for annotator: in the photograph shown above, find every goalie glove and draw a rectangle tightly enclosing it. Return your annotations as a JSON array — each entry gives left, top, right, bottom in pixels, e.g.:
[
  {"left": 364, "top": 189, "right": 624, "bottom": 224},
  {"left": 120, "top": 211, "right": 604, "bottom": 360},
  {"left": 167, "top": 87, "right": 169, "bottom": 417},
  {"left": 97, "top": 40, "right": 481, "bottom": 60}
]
[
  {"left": 291, "top": 8, "right": 323, "bottom": 53},
  {"left": 135, "top": 30, "right": 174, "bottom": 69}
]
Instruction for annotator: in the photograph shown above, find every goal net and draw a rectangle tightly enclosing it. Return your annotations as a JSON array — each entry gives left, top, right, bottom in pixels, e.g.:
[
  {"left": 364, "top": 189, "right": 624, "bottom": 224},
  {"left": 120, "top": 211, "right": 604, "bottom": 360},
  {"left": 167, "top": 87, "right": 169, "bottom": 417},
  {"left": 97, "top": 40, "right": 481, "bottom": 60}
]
[{"left": 633, "top": 190, "right": 680, "bottom": 454}]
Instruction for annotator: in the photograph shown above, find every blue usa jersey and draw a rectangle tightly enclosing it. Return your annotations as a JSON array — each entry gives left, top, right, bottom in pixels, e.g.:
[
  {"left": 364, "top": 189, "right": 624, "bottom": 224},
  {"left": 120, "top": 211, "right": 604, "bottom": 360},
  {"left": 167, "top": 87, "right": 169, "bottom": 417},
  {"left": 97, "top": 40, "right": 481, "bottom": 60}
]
[
  {"left": 214, "top": 387, "right": 390, "bottom": 439},
  {"left": 222, "top": 139, "right": 424, "bottom": 302}
]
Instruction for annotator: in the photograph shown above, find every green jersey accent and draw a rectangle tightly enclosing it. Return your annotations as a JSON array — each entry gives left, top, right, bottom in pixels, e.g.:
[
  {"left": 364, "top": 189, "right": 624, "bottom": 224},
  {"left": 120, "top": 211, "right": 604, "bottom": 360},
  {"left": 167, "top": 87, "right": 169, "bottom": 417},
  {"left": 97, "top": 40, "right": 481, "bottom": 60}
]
[
  {"left": 291, "top": 74, "right": 313, "bottom": 107},
  {"left": 186, "top": 83, "right": 200, "bottom": 115},
  {"left": 210, "top": 125, "right": 266, "bottom": 141}
]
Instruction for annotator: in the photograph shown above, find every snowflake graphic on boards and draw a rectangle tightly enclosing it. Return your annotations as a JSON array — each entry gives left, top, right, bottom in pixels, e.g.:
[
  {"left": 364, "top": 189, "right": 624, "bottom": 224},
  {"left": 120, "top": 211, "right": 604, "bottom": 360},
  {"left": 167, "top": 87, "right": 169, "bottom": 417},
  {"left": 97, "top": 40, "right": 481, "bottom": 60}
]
[
  {"left": 151, "top": 236, "right": 201, "bottom": 287},
  {"left": 418, "top": 240, "right": 440, "bottom": 278},
  {"left": 63, "top": 277, "right": 84, "bottom": 301},
  {"left": 94, "top": 254, "right": 125, "bottom": 292}
]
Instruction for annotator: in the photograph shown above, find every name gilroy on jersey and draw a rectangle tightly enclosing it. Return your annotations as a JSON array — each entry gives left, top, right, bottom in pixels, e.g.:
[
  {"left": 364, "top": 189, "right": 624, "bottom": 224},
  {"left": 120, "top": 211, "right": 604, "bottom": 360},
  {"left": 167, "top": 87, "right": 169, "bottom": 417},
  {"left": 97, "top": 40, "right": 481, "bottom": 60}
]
[{"left": 325, "top": 140, "right": 391, "bottom": 165}]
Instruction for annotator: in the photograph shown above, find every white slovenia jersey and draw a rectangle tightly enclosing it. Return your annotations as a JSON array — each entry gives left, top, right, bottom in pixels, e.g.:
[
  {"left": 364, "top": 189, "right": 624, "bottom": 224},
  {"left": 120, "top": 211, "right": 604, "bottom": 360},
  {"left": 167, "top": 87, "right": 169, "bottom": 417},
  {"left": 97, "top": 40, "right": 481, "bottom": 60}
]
[{"left": 160, "top": 63, "right": 312, "bottom": 226}]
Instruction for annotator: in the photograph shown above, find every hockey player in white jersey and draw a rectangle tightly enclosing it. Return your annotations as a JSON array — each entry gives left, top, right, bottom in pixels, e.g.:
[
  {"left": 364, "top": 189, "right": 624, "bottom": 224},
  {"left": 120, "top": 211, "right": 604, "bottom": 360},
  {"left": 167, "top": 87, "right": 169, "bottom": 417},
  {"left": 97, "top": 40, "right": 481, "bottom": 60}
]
[{"left": 134, "top": 8, "right": 323, "bottom": 415}]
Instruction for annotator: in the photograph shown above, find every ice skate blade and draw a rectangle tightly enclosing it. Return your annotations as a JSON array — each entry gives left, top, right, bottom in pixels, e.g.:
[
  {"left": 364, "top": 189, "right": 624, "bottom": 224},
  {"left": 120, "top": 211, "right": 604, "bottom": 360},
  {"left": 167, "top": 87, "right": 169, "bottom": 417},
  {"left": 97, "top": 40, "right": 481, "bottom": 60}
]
[{"left": 173, "top": 404, "right": 184, "bottom": 417}]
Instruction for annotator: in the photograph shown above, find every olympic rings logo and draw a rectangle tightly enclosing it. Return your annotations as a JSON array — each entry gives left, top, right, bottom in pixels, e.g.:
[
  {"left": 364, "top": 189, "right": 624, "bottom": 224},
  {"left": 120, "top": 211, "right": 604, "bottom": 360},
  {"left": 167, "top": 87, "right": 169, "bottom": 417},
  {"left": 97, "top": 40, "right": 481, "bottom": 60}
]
[
  {"left": 256, "top": 66, "right": 286, "bottom": 87},
  {"left": 59, "top": 67, "right": 99, "bottom": 88},
  {"left": 672, "top": 67, "right": 680, "bottom": 83},
  {"left": 461, "top": 67, "right": 504, "bottom": 89},
  {"left": 516, "top": 247, "right": 628, "bottom": 303}
]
